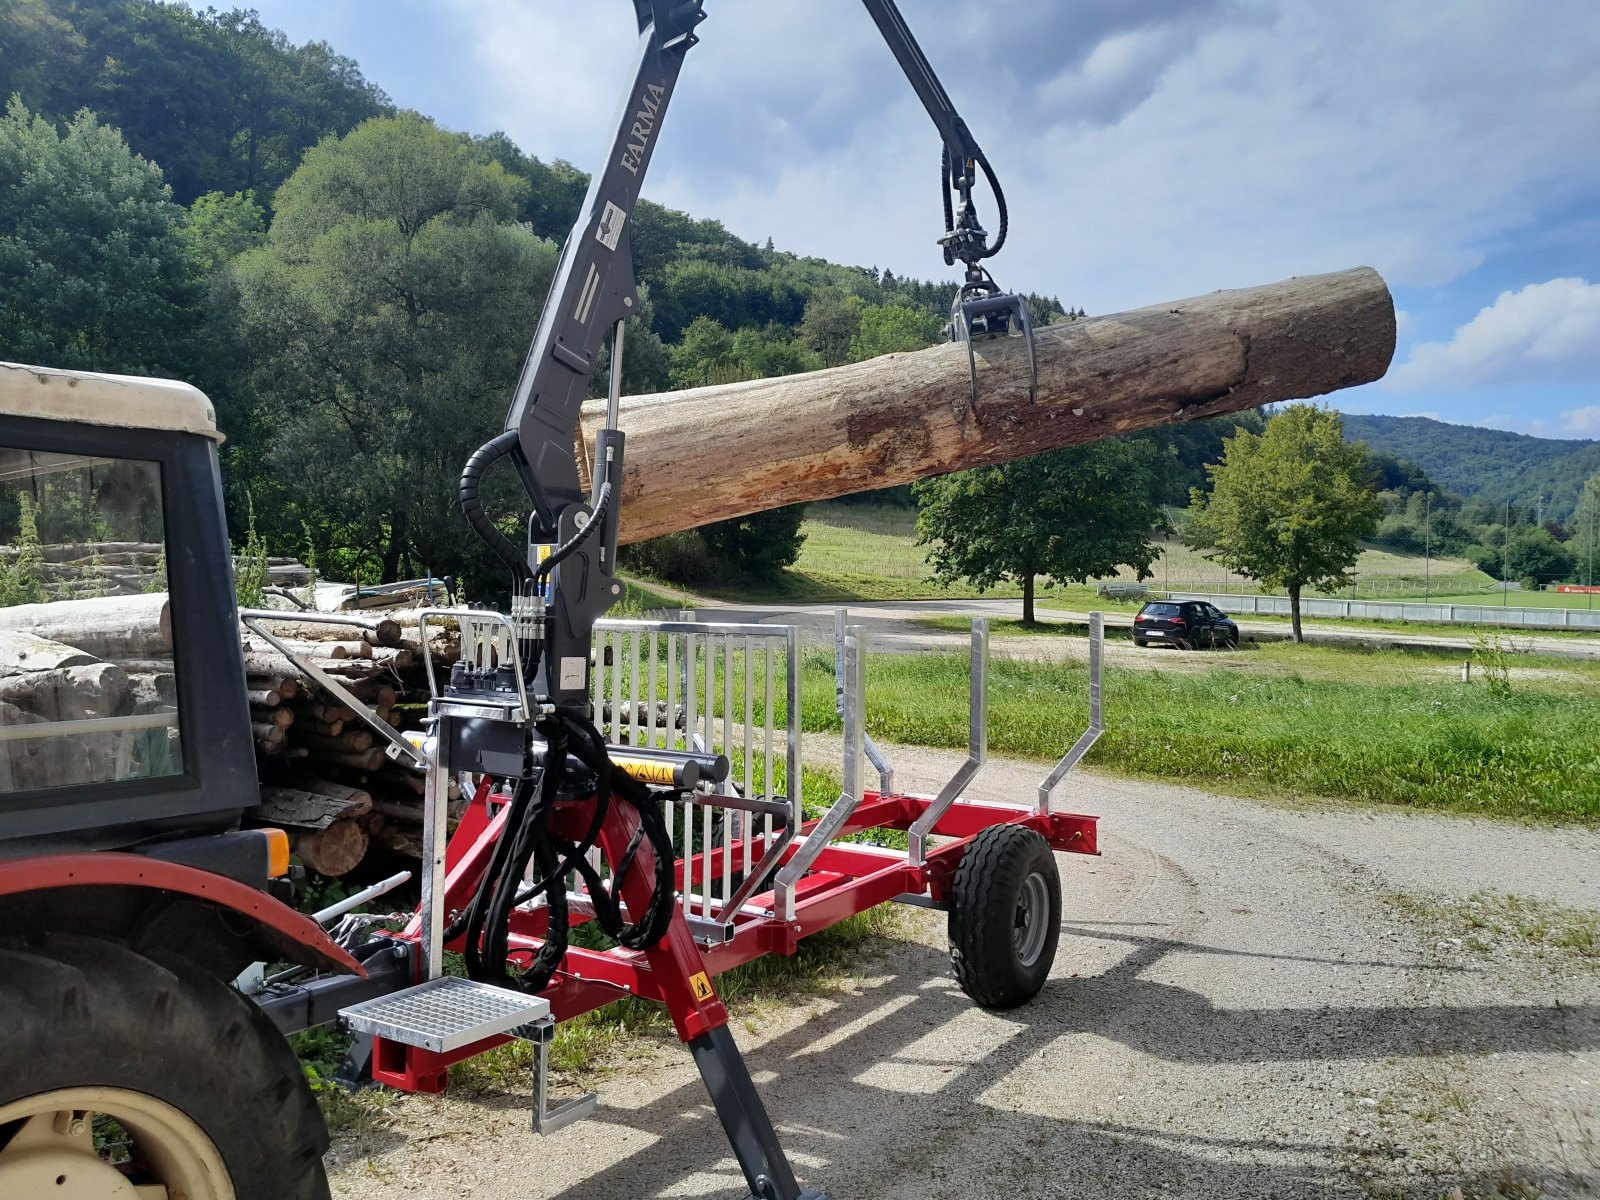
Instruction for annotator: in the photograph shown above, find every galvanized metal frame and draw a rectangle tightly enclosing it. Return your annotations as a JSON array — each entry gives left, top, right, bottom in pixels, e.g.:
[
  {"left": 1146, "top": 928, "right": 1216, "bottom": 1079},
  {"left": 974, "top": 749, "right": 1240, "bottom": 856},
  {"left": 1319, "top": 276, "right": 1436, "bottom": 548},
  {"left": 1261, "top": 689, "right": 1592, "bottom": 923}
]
[
  {"left": 906, "top": 617, "right": 988, "bottom": 867},
  {"left": 772, "top": 624, "right": 866, "bottom": 922},
  {"left": 834, "top": 609, "right": 895, "bottom": 794},
  {"left": 1037, "top": 610, "right": 1105, "bottom": 814},
  {"left": 592, "top": 617, "right": 801, "bottom": 935}
]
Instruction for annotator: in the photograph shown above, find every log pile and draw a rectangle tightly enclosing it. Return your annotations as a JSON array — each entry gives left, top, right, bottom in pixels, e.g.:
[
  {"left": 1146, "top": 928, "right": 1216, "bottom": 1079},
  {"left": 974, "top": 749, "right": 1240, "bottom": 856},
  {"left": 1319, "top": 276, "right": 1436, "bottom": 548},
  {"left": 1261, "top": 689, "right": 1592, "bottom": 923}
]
[
  {"left": 0, "top": 593, "right": 178, "bottom": 791},
  {"left": 239, "top": 613, "right": 459, "bottom": 875},
  {"left": 0, "top": 583, "right": 455, "bottom": 875}
]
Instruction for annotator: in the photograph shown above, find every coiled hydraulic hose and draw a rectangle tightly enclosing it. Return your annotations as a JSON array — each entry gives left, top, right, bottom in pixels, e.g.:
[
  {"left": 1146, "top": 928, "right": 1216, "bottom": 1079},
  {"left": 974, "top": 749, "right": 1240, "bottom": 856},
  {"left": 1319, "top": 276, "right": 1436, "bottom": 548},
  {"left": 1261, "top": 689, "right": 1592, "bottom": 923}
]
[
  {"left": 941, "top": 143, "right": 1009, "bottom": 265},
  {"left": 459, "top": 431, "right": 533, "bottom": 587}
]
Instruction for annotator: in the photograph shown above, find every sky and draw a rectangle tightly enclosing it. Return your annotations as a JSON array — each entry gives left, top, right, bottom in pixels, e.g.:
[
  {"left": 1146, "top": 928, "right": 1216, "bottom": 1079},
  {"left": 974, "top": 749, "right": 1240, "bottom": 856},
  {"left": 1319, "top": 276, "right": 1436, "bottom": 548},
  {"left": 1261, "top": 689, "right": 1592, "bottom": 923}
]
[{"left": 245, "top": 0, "right": 1600, "bottom": 439}]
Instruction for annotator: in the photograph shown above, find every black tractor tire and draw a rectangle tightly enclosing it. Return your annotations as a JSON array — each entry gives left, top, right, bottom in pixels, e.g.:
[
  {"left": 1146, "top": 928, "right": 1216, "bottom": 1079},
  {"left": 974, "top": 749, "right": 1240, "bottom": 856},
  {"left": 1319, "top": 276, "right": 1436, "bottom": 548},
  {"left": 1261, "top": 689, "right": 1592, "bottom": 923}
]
[
  {"left": 0, "top": 932, "right": 330, "bottom": 1200},
  {"left": 948, "top": 825, "right": 1062, "bottom": 1009}
]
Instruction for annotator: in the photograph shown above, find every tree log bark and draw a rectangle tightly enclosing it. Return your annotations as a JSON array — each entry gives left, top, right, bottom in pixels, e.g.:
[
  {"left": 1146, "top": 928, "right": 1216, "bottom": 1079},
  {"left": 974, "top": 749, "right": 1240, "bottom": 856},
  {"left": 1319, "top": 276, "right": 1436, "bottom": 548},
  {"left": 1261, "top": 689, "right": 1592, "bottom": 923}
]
[
  {"left": 0, "top": 594, "right": 171, "bottom": 658},
  {"left": 577, "top": 267, "right": 1395, "bottom": 543}
]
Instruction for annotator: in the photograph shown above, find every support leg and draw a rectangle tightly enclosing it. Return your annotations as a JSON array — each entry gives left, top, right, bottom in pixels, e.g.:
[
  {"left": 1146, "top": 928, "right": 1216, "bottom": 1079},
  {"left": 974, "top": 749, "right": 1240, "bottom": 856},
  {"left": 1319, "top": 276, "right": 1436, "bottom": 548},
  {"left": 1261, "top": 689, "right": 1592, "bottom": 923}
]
[
  {"left": 688, "top": 1025, "right": 828, "bottom": 1200},
  {"left": 589, "top": 797, "right": 826, "bottom": 1200}
]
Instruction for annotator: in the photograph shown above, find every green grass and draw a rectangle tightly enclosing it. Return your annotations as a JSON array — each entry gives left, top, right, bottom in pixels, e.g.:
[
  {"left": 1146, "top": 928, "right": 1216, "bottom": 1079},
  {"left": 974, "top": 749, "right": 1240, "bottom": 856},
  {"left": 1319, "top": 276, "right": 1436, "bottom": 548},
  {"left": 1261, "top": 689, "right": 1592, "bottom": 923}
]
[
  {"left": 795, "top": 643, "right": 1600, "bottom": 820},
  {"left": 1425, "top": 588, "right": 1600, "bottom": 609},
  {"left": 698, "top": 502, "right": 1540, "bottom": 616},
  {"left": 920, "top": 609, "right": 1600, "bottom": 644}
]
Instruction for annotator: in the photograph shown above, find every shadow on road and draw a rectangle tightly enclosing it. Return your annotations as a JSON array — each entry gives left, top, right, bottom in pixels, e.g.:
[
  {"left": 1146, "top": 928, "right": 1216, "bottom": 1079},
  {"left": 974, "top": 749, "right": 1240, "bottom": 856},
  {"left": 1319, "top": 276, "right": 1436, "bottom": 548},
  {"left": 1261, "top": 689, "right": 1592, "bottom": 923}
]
[{"left": 345, "top": 925, "right": 1596, "bottom": 1198}]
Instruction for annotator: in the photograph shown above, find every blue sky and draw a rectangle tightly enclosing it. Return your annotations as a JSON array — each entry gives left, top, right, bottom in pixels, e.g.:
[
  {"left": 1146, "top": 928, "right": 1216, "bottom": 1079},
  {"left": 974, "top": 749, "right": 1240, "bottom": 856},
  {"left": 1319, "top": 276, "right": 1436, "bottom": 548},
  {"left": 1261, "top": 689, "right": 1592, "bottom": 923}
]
[{"left": 247, "top": 0, "right": 1600, "bottom": 439}]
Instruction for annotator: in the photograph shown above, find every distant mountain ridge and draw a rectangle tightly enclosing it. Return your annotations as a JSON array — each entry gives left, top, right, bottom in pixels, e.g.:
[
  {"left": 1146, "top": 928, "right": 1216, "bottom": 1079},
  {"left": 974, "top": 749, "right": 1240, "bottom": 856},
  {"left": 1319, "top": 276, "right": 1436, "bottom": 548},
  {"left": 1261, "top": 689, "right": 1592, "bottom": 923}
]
[{"left": 1339, "top": 413, "right": 1600, "bottom": 521}]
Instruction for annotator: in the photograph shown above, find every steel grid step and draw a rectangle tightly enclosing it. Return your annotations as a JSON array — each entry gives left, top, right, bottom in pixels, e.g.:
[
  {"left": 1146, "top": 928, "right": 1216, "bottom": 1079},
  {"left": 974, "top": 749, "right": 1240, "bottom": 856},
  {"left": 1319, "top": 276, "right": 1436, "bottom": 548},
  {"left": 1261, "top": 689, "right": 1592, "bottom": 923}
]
[{"left": 339, "top": 976, "right": 550, "bottom": 1054}]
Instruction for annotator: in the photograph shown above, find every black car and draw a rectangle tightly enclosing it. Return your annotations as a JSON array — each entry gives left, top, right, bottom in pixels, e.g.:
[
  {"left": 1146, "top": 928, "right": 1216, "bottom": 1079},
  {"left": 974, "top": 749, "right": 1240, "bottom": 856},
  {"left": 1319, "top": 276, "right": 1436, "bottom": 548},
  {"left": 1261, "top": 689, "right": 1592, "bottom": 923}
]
[{"left": 1133, "top": 600, "right": 1239, "bottom": 649}]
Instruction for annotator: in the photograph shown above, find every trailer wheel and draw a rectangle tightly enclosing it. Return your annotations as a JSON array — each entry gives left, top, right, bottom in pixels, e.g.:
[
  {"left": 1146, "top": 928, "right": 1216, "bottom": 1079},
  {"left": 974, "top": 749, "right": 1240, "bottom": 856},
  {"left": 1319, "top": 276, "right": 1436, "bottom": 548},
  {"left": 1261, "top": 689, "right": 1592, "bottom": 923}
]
[
  {"left": 948, "top": 825, "right": 1061, "bottom": 1009},
  {"left": 0, "top": 933, "right": 329, "bottom": 1200}
]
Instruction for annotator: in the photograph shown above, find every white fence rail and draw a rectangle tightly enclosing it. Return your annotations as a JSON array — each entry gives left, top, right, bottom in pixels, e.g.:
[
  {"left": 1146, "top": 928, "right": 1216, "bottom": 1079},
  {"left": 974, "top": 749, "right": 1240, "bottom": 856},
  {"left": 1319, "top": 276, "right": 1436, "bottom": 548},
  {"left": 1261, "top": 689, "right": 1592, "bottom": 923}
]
[{"left": 1169, "top": 591, "right": 1600, "bottom": 632}]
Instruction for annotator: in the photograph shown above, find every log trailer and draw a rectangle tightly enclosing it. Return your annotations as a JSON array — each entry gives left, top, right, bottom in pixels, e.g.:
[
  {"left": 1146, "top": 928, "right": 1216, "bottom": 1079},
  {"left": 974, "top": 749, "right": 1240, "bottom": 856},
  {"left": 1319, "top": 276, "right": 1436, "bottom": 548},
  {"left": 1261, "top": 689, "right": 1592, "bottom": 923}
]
[{"left": 0, "top": 4, "right": 1105, "bottom": 1198}]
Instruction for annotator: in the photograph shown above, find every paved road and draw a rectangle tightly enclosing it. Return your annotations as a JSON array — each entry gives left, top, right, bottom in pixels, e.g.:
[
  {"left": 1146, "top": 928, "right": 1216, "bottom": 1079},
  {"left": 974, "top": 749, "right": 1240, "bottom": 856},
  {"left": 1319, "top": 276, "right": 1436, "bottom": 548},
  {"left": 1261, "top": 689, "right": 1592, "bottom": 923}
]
[
  {"left": 327, "top": 747, "right": 1599, "bottom": 1200},
  {"left": 688, "top": 596, "right": 1600, "bottom": 660}
]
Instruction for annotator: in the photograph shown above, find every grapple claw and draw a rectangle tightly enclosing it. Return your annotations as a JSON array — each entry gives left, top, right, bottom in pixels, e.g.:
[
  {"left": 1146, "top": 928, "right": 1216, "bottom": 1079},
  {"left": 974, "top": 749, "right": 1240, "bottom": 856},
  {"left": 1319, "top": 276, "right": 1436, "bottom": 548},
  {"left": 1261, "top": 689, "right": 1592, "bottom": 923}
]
[{"left": 946, "top": 271, "right": 1039, "bottom": 407}]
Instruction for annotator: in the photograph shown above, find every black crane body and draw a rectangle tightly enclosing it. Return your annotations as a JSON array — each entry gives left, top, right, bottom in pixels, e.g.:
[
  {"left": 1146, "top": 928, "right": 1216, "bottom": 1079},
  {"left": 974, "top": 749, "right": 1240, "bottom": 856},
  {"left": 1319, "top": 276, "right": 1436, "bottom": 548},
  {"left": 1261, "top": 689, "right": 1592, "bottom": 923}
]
[{"left": 447, "top": 5, "right": 1037, "bottom": 1197}]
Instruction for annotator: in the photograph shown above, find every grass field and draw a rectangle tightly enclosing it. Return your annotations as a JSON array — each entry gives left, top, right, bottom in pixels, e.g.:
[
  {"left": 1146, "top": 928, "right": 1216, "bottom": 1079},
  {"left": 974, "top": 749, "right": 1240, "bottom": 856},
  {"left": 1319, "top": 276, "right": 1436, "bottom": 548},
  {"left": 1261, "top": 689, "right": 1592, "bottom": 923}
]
[
  {"left": 704, "top": 502, "right": 1518, "bottom": 606},
  {"left": 794, "top": 642, "right": 1600, "bottom": 821}
]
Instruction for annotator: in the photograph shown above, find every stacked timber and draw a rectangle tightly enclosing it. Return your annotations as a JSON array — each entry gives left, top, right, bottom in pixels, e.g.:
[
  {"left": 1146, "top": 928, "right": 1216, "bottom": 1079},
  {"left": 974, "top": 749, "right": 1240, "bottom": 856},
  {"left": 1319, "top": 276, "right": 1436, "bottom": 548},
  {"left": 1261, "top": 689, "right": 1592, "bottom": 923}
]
[
  {"left": 0, "top": 593, "right": 178, "bottom": 791},
  {"left": 240, "top": 613, "right": 460, "bottom": 875}
]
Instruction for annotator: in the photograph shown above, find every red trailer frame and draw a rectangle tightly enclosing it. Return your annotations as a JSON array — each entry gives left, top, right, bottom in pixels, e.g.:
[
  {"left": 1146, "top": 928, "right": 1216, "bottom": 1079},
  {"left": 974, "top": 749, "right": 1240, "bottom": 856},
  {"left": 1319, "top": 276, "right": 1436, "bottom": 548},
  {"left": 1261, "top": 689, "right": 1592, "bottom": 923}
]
[
  {"left": 357, "top": 611, "right": 1106, "bottom": 1095},
  {"left": 368, "top": 777, "right": 1099, "bottom": 1092}
]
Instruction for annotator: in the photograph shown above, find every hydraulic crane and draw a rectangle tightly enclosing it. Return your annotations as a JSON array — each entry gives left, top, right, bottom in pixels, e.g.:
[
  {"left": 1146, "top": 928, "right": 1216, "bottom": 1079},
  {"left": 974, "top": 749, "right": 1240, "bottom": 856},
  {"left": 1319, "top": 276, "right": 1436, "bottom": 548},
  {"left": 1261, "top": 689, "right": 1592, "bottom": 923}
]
[{"left": 425, "top": 4, "right": 1037, "bottom": 1198}]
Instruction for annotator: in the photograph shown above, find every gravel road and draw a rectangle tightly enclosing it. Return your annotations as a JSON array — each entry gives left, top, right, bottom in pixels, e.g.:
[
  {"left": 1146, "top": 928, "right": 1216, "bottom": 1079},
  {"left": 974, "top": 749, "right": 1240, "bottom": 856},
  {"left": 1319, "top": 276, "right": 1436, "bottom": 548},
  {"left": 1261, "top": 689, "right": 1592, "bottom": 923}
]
[{"left": 327, "top": 743, "right": 1598, "bottom": 1200}]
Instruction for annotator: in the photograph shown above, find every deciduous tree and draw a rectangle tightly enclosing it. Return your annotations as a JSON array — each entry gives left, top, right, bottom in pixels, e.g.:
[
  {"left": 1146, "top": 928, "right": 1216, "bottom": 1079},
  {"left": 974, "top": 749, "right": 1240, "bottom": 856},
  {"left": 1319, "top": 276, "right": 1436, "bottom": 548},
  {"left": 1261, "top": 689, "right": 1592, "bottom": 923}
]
[
  {"left": 914, "top": 439, "right": 1165, "bottom": 625},
  {"left": 1186, "top": 405, "right": 1380, "bottom": 640},
  {"left": 231, "top": 114, "right": 558, "bottom": 590},
  {"left": 0, "top": 98, "right": 196, "bottom": 375}
]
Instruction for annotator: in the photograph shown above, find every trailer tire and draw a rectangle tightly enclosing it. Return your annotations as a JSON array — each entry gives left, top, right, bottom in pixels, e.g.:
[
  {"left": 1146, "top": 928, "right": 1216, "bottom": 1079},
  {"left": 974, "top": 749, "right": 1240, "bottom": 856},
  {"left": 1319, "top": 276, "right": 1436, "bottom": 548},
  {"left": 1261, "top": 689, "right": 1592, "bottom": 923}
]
[
  {"left": 0, "top": 932, "right": 330, "bottom": 1200},
  {"left": 948, "top": 825, "right": 1061, "bottom": 1009}
]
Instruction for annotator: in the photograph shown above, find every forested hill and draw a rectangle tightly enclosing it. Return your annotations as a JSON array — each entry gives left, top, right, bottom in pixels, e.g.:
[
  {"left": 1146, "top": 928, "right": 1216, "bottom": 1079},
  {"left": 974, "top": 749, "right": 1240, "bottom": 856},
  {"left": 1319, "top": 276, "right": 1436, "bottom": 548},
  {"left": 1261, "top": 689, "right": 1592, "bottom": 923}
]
[
  {"left": 0, "top": 0, "right": 1082, "bottom": 591},
  {"left": 1340, "top": 413, "right": 1600, "bottom": 520}
]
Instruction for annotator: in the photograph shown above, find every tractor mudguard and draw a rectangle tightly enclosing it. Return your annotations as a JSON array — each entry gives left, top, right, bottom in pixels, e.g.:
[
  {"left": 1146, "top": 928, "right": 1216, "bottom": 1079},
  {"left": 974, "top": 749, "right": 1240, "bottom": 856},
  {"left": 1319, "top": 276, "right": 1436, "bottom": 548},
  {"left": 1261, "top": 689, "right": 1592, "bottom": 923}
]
[{"left": 0, "top": 853, "right": 364, "bottom": 981}]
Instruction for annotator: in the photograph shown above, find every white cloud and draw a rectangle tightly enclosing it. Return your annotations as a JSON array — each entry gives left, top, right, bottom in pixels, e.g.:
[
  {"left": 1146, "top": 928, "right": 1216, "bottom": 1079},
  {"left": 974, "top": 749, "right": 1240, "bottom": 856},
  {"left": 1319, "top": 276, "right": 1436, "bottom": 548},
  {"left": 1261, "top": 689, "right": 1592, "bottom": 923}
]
[
  {"left": 446, "top": 0, "right": 1600, "bottom": 315},
  {"left": 1389, "top": 278, "right": 1600, "bottom": 391}
]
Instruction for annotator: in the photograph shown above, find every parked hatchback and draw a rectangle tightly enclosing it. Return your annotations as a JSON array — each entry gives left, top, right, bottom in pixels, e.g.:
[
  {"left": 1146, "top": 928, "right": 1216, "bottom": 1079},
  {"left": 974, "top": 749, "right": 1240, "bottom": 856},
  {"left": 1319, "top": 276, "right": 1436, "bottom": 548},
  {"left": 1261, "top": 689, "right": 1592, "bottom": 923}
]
[{"left": 1133, "top": 600, "right": 1239, "bottom": 649}]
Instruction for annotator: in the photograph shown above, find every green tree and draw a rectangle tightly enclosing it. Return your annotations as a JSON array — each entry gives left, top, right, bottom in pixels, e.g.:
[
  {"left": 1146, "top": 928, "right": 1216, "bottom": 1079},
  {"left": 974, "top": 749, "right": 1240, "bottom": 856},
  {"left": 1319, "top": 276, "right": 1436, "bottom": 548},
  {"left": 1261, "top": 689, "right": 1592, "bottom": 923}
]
[
  {"left": 0, "top": 98, "right": 197, "bottom": 374},
  {"left": 183, "top": 190, "right": 268, "bottom": 276},
  {"left": 1186, "top": 405, "right": 1380, "bottom": 641},
  {"left": 1489, "top": 527, "right": 1575, "bottom": 587},
  {"left": 232, "top": 114, "right": 558, "bottom": 588},
  {"left": 914, "top": 439, "right": 1165, "bottom": 626},
  {"left": 849, "top": 303, "right": 943, "bottom": 360},
  {"left": 799, "top": 290, "right": 865, "bottom": 367}
]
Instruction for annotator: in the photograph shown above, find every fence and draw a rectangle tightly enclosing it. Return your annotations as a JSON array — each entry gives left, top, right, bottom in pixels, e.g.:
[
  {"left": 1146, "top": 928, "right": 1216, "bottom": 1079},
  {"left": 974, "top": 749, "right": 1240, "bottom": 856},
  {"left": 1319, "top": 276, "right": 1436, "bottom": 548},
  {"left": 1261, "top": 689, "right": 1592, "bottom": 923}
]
[
  {"left": 1107, "top": 496, "right": 1600, "bottom": 603},
  {"left": 1168, "top": 591, "right": 1600, "bottom": 632}
]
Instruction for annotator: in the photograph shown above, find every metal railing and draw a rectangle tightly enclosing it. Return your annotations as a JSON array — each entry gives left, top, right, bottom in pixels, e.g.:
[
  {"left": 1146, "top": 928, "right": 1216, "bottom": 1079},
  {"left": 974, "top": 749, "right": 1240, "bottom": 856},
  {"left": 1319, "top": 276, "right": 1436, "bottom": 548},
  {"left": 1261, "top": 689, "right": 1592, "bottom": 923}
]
[
  {"left": 590, "top": 616, "right": 801, "bottom": 939},
  {"left": 1168, "top": 591, "right": 1600, "bottom": 632}
]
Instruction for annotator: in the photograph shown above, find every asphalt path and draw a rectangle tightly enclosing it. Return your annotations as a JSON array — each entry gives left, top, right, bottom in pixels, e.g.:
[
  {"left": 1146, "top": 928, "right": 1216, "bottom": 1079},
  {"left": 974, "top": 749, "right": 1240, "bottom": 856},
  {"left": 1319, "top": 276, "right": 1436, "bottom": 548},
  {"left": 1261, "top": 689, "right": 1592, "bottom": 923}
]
[
  {"left": 688, "top": 596, "right": 1600, "bottom": 660},
  {"left": 328, "top": 745, "right": 1599, "bottom": 1199}
]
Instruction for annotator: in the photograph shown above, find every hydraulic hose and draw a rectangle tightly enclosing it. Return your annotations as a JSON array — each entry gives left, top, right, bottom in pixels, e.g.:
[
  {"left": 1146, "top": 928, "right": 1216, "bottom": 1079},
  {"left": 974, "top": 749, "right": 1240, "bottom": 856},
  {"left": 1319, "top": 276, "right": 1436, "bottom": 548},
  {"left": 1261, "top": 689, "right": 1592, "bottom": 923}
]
[
  {"left": 451, "top": 707, "right": 677, "bottom": 995},
  {"left": 459, "top": 431, "right": 533, "bottom": 586}
]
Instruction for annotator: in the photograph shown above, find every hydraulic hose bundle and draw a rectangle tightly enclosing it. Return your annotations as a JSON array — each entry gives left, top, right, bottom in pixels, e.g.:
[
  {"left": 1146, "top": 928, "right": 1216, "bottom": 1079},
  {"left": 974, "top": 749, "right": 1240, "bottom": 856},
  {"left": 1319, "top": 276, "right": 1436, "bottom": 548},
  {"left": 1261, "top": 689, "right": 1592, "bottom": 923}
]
[
  {"left": 448, "top": 710, "right": 678, "bottom": 994},
  {"left": 453, "top": 434, "right": 671, "bottom": 993}
]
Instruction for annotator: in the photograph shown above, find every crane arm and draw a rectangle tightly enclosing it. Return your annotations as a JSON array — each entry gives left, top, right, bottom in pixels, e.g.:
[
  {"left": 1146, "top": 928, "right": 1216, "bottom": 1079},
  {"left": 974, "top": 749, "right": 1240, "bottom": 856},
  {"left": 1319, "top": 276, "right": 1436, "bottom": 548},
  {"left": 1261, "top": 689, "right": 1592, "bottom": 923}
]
[{"left": 460, "top": 0, "right": 1030, "bottom": 708}]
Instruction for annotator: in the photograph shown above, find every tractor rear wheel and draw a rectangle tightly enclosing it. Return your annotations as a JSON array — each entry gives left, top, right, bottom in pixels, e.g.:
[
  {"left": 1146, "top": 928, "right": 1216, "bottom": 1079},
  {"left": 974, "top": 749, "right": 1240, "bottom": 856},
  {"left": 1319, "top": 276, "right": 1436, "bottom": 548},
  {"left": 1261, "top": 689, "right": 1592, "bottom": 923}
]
[
  {"left": 948, "top": 824, "right": 1062, "bottom": 1009},
  {"left": 0, "top": 933, "right": 330, "bottom": 1200}
]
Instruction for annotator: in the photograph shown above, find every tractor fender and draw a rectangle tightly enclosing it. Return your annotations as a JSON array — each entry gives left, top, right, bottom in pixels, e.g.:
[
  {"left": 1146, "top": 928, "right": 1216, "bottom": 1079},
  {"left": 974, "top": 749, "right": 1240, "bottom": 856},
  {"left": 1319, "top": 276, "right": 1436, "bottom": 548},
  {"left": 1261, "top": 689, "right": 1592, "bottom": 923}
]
[{"left": 0, "top": 853, "right": 365, "bottom": 981}]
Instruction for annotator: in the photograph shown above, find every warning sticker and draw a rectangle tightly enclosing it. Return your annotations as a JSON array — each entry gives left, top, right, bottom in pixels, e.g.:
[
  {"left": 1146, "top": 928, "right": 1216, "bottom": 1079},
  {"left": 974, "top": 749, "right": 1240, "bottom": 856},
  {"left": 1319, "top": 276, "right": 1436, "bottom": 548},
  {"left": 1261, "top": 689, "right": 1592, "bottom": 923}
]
[
  {"left": 595, "top": 200, "right": 627, "bottom": 252},
  {"left": 689, "top": 972, "right": 716, "bottom": 1003}
]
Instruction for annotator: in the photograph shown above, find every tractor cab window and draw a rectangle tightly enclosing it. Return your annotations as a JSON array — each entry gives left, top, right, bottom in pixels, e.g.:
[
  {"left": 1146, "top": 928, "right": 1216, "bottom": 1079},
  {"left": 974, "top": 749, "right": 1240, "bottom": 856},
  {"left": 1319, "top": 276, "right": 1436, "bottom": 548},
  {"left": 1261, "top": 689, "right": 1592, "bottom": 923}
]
[{"left": 0, "top": 447, "right": 182, "bottom": 792}]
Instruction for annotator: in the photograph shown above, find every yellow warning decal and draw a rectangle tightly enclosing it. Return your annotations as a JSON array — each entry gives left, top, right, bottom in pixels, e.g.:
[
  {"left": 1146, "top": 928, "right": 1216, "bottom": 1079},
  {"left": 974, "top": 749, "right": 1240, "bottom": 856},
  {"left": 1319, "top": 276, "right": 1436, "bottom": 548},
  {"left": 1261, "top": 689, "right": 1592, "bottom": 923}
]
[
  {"left": 689, "top": 972, "right": 716, "bottom": 1003},
  {"left": 612, "top": 756, "right": 677, "bottom": 786}
]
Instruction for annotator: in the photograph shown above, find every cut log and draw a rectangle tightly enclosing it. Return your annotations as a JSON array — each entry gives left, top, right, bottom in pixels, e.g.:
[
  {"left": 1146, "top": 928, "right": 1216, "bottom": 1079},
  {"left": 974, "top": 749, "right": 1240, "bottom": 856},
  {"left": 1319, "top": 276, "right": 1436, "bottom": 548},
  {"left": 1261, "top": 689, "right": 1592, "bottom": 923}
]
[
  {"left": 0, "top": 594, "right": 171, "bottom": 658},
  {"left": 575, "top": 267, "right": 1396, "bottom": 542},
  {"left": 290, "top": 729, "right": 374, "bottom": 755},
  {"left": 245, "top": 689, "right": 281, "bottom": 707},
  {"left": 251, "top": 721, "right": 286, "bottom": 745},
  {"left": 292, "top": 818, "right": 368, "bottom": 877},
  {"left": 0, "top": 633, "right": 99, "bottom": 675},
  {"left": 256, "top": 784, "right": 372, "bottom": 828},
  {"left": 0, "top": 663, "right": 128, "bottom": 721},
  {"left": 250, "top": 705, "right": 294, "bottom": 730}
]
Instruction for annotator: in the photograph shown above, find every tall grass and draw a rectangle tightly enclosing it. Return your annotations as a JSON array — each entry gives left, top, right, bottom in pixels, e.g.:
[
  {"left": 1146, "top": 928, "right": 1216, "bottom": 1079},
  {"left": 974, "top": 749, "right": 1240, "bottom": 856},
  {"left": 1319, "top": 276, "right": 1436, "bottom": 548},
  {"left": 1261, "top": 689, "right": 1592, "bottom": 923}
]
[{"left": 798, "top": 649, "right": 1600, "bottom": 820}]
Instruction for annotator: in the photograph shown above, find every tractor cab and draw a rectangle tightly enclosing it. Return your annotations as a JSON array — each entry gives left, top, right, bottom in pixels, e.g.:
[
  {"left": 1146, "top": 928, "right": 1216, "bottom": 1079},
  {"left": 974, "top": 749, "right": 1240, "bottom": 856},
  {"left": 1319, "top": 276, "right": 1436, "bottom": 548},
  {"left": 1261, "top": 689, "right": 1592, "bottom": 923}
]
[{"left": 0, "top": 362, "right": 259, "bottom": 856}]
